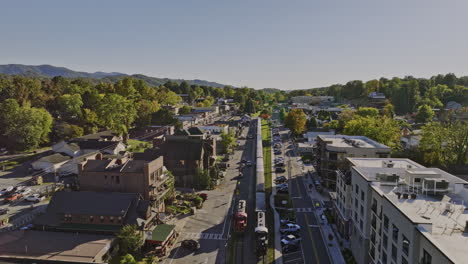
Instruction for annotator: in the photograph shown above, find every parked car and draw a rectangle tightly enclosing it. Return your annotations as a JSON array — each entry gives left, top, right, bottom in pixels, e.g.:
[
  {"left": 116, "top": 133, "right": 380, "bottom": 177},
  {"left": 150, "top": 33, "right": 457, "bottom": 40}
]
[
  {"left": 0, "top": 186, "right": 14, "bottom": 196},
  {"left": 181, "top": 239, "right": 200, "bottom": 251},
  {"left": 280, "top": 224, "right": 301, "bottom": 233},
  {"left": 276, "top": 183, "right": 288, "bottom": 189},
  {"left": 25, "top": 194, "right": 43, "bottom": 203},
  {"left": 277, "top": 187, "right": 289, "bottom": 194},
  {"left": 246, "top": 161, "right": 252, "bottom": 167},
  {"left": 281, "top": 234, "right": 301, "bottom": 246},
  {"left": 281, "top": 230, "right": 301, "bottom": 239},
  {"left": 280, "top": 218, "right": 296, "bottom": 225},
  {"left": 18, "top": 188, "right": 32, "bottom": 196},
  {"left": 0, "top": 208, "right": 9, "bottom": 215},
  {"left": 275, "top": 176, "right": 287, "bottom": 184},
  {"left": 283, "top": 244, "right": 300, "bottom": 253},
  {"left": 5, "top": 193, "right": 22, "bottom": 203},
  {"left": 275, "top": 167, "right": 286, "bottom": 173},
  {"left": 275, "top": 162, "right": 285, "bottom": 167}
]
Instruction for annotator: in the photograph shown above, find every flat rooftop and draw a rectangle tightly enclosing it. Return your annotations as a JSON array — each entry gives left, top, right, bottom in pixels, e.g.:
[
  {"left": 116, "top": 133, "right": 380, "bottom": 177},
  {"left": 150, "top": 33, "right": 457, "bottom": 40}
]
[
  {"left": 354, "top": 164, "right": 468, "bottom": 264},
  {"left": 0, "top": 230, "right": 113, "bottom": 263},
  {"left": 318, "top": 135, "right": 389, "bottom": 149},
  {"left": 348, "top": 158, "right": 424, "bottom": 169},
  {"left": 372, "top": 182, "right": 468, "bottom": 264}
]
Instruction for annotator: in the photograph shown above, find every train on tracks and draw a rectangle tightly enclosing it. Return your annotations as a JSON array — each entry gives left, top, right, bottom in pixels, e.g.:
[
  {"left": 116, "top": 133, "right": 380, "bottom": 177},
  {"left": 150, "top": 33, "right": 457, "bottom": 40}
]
[
  {"left": 254, "top": 118, "right": 269, "bottom": 258},
  {"left": 234, "top": 199, "right": 247, "bottom": 233}
]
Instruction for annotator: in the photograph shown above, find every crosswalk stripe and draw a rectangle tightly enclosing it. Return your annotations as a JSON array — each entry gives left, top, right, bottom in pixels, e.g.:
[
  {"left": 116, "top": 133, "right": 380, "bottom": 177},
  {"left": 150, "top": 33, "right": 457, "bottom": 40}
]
[{"left": 180, "top": 232, "right": 225, "bottom": 240}]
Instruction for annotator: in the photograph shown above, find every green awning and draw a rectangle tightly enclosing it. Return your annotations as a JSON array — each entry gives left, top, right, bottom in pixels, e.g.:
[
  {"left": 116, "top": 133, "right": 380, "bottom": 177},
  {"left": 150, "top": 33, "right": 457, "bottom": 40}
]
[{"left": 149, "top": 224, "right": 176, "bottom": 242}]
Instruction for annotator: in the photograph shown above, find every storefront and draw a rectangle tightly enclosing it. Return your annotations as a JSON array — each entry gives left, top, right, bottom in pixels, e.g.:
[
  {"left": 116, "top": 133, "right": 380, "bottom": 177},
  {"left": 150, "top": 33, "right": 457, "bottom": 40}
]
[{"left": 145, "top": 224, "right": 178, "bottom": 258}]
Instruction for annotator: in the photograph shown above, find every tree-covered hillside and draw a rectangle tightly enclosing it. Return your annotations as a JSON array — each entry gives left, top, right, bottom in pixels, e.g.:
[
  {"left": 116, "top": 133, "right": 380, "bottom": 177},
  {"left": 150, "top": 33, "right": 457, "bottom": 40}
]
[{"left": 0, "top": 75, "right": 273, "bottom": 151}]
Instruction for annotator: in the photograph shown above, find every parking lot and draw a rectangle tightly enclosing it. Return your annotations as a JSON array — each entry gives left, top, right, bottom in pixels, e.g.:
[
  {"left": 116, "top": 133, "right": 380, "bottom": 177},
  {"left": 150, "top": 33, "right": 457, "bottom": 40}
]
[{"left": 0, "top": 172, "right": 57, "bottom": 231}]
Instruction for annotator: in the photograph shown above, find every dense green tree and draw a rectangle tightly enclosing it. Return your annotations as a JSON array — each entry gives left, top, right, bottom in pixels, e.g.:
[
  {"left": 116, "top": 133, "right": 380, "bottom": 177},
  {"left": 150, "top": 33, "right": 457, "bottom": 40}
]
[
  {"left": 0, "top": 100, "right": 53, "bottom": 151},
  {"left": 135, "top": 100, "right": 161, "bottom": 128},
  {"left": 97, "top": 94, "right": 137, "bottom": 135},
  {"left": 284, "top": 109, "right": 307, "bottom": 135},
  {"left": 306, "top": 117, "right": 318, "bottom": 129},
  {"left": 151, "top": 108, "right": 178, "bottom": 126},
  {"left": 382, "top": 103, "right": 395, "bottom": 118},
  {"left": 355, "top": 107, "right": 379, "bottom": 118},
  {"left": 117, "top": 225, "right": 143, "bottom": 255},
  {"left": 279, "top": 108, "right": 288, "bottom": 122},
  {"left": 220, "top": 130, "right": 236, "bottom": 154},
  {"left": 56, "top": 94, "right": 83, "bottom": 120},
  {"left": 178, "top": 105, "right": 191, "bottom": 115},
  {"left": 419, "top": 122, "right": 468, "bottom": 166},
  {"left": 343, "top": 116, "right": 401, "bottom": 149},
  {"left": 415, "top": 104, "right": 435, "bottom": 123}
]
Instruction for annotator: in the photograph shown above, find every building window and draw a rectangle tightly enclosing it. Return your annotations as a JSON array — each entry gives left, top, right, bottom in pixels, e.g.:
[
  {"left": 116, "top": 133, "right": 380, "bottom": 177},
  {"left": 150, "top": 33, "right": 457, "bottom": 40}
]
[
  {"left": 371, "top": 229, "right": 376, "bottom": 244},
  {"left": 116, "top": 176, "right": 120, "bottom": 184},
  {"left": 378, "top": 153, "right": 388, "bottom": 158},
  {"left": 383, "top": 215, "right": 389, "bottom": 231},
  {"left": 391, "top": 244, "right": 397, "bottom": 262},
  {"left": 104, "top": 175, "right": 107, "bottom": 179},
  {"left": 415, "top": 178, "right": 421, "bottom": 183},
  {"left": 402, "top": 256, "right": 408, "bottom": 264},
  {"left": 360, "top": 219, "right": 363, "bottom": 231},
  {"left": 392, "top": 224, "right": 399, "bottom": 241},
  {"left": 64, "top": 214, "right": 72, "bottom": 222},
  {"left": 382, "top": 251, "right": 387, "bottom": 264},
  {"left": 383, "top": 233, "right": 388, "bottom": 249},
  {"left": 361, "top": 190, "right": 365, "bottom": 201},
  {"left": 370, "top": 244, "right": 375, "bottom": 260},
  {"left": 355, "top": 198, "right": 358, "bottom": 209},
  {"left": 360, "top": 205, "right": 364, "bottom": 216},
  {"left": 354, "top": 211, "right": 358, "bottom": 221},
  {"left": 402, "top": 235, "right": 410, "bottom": 256},
  {"left": 355, "top": 184, "right": 359, "bottom": 194},
  {"left": 422, "top": 249, "right": 432, "bottom": 264}
]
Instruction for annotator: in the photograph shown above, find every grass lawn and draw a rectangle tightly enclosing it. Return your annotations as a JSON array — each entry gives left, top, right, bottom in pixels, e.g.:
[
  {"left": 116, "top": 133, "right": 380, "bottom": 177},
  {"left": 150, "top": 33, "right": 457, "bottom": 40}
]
[
  {"left": 261, "top": 119, "right": 275, "bottom": 264},
  {"left": 127, "top": 139, "right": 152, "bottom": 153}
]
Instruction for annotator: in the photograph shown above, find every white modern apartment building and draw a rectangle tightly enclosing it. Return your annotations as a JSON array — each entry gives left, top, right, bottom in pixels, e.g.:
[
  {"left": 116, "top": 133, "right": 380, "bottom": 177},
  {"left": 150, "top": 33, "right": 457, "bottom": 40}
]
[
  {"left": 338, "top": 158, "right": 468, "bottom": 264},
  {"left": 315, "top": 135, "right": 391, "bottom": 189}
]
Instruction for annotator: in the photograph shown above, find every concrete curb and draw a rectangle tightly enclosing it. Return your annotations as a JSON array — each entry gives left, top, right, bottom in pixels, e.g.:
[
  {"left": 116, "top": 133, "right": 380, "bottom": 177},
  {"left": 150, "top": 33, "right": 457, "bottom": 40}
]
[{"left": 270, "top": 129, "right": 283, "bottom": 264}]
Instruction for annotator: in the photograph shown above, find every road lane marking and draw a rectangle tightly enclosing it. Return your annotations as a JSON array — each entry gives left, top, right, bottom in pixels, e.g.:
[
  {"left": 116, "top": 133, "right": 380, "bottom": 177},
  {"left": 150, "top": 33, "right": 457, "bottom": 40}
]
[{"left": 303, "top": 214, "right": 321, "bottom": 264}]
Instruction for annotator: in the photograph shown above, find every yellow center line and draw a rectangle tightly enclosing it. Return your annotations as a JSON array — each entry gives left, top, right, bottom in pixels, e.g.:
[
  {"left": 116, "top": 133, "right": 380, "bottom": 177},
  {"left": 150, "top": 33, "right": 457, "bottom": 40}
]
[
  {"left": 292, "top": 157, "right": 320, "bottom": 263},
  {"left": 303, "top": 213, "right": 321, "bottom": 264}
]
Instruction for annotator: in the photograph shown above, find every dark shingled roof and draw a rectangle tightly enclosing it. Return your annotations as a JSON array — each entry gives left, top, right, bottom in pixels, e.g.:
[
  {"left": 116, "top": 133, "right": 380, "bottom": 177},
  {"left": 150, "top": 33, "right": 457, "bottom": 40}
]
[
  {"left": 75, "top": 130, "right": 120, "bottom": 141},
  {"left": 74, "top": 140, "right": 120, "bottom": 150},
  {"left": 34, "top": 191, "right": 141, "bottom": 227},
  {"left": 36, "top": 153, "right": 71, "bottom": 164}
]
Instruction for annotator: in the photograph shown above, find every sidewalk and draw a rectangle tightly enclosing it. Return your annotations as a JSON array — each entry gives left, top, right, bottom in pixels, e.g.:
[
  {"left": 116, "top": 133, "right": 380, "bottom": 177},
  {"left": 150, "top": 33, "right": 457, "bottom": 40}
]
[
  {"left": 302, "top": 173, "right": 345, "bottom": 264},
  {"left": 270, "top": 131, "right": 283, "bottom": 264},
  {"left": 292, "top": 143, "right": 345, "bottom": 264}
]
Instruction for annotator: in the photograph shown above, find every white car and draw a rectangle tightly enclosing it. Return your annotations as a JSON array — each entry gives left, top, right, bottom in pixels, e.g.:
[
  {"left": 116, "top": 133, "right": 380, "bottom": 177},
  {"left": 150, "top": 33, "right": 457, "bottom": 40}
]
[
  {"left": 25, "top": 194, "right": 43, "bottom": 202},
  {"left": 0, "top": 186, "right": 14, "bottom": 196},
  {"left": 18, "top": 188, "right": 32, "bottom": 196},
  {"left": 281, "top": 234, "right": 301, "bottom": 245},
  {"left": 280, "top": 224, "right": 301, "bottom": 233}
]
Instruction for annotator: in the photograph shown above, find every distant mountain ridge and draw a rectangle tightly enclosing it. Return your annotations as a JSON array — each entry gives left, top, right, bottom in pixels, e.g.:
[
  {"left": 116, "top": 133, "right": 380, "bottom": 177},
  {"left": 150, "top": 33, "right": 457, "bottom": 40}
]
[{"left": 0, "top": 64, "right": 230, "bottom": 88}]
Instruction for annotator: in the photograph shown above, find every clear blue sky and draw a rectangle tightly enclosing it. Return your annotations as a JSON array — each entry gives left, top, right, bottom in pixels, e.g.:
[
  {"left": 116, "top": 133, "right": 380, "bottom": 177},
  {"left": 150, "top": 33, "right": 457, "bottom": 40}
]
[{"left": 1, "top": 0, "right": 467, "bottom": 90}]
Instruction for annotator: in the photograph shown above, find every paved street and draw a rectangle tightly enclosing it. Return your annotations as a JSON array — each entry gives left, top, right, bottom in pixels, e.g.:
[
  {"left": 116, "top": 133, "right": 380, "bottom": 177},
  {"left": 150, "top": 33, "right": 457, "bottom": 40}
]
[
  {"left": 233, "top": 122, "right": 257, "bottom": 264},
  {"left": 276, "top": 129, "right": 332, "bottom": 264},
  {"left": 164, "top": 123, "right": 255, "bottom": 264}
]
